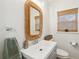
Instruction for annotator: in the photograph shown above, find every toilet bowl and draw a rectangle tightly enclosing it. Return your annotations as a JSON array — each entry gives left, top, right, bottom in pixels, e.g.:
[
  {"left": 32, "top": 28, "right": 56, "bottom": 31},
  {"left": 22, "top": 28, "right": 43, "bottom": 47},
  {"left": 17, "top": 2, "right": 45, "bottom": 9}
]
[{"left": 57, "top": 49, "right": 70, "bottom": 59}]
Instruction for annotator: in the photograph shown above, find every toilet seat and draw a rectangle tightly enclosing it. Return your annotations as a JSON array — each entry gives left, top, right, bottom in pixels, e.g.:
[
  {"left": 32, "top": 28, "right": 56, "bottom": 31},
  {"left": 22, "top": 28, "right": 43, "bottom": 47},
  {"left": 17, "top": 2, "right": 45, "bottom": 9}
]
[
  {"left": 57, "top": 49, "right": 69, "bottom": 57},
  {"left": 58, "top": 55, "right": 69, "bottom": 59}
]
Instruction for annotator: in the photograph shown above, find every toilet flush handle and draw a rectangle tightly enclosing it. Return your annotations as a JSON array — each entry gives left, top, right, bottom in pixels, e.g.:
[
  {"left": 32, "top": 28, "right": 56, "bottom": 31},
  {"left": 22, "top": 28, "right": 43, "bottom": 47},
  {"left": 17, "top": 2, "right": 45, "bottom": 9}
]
[{"left": 70, "top": 42, "right": 78, "bottom": 47}]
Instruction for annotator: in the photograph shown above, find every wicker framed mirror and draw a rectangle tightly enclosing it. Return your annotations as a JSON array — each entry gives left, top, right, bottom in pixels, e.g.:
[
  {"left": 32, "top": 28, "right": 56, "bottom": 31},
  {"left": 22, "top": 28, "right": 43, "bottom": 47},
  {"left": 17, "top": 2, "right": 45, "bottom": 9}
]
[{"left": 25, "top": 0, "right": 43, "bottom": 41}]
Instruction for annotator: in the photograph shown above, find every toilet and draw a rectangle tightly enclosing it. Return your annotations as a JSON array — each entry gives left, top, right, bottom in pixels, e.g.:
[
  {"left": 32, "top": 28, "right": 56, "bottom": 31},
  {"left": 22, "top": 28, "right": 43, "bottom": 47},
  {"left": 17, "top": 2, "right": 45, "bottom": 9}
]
[{"left": 57, "top": 49, "right": 70, "bottom": 59}]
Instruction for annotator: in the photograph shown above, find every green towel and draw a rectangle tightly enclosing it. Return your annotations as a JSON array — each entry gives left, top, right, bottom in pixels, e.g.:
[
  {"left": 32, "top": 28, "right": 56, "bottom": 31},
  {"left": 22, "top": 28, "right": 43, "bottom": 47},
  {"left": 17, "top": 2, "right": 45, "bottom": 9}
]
[{"left": 3, "top": 38, "right": 22, "bottom": 59}]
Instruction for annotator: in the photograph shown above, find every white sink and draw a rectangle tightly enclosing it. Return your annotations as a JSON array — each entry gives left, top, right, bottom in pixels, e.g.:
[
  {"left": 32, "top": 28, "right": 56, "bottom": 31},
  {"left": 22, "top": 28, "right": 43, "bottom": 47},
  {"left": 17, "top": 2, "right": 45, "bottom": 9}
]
[{"left": 21, "top": 40, "right": 57, "bottom": 59}]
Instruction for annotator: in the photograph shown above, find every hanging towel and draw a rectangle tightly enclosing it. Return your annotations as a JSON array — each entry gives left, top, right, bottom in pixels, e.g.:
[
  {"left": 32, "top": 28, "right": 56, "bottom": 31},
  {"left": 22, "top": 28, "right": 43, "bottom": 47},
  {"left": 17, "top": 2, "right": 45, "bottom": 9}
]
[{"left": 3, "top": 38, "right": 22, "bottom": 59}]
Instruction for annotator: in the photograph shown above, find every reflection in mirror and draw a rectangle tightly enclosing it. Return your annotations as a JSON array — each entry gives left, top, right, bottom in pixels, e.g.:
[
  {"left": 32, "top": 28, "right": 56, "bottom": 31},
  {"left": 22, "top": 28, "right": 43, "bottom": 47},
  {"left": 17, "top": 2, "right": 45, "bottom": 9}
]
[
  {"left": 30, "top": 7, "right": 40, "bottom": 35},
  {"left": 35, "top": 16, "right": 40, "bottom": 31}
]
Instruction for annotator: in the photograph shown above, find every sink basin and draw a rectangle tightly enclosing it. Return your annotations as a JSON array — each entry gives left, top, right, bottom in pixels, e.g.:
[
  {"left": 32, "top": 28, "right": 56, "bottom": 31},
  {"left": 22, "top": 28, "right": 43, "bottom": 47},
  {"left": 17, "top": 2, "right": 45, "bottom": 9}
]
[{"left": 21, "top": 40, "right": 57, "bottom": 59}]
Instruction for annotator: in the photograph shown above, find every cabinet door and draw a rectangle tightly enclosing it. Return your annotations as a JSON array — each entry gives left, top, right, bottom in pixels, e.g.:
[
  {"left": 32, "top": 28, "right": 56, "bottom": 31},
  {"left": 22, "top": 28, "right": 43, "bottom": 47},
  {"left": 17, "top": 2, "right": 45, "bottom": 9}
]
[{"left": 49, "top": 51, "right": 56, "bottom": 59}]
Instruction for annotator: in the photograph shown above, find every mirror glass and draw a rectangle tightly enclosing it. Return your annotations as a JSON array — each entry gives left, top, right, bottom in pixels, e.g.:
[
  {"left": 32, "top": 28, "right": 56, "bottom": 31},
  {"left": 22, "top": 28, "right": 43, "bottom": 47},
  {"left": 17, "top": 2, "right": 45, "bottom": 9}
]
[{"left": 30, "top": 7, "right": 40, "bottom": 35}]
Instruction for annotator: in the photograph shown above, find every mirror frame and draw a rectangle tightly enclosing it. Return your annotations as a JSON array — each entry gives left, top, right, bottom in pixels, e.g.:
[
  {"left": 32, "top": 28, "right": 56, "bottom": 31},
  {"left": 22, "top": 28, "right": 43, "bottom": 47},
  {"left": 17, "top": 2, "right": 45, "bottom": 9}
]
[{"left": 25, "top": 1, "right": 43, "bottom": 41}]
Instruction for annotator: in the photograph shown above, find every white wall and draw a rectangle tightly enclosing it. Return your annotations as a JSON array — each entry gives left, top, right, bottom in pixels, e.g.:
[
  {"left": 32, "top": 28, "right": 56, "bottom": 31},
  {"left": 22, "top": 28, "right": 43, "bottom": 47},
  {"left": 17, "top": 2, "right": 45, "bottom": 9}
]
[
  {"left": 48, "top": 0, "right": 79, "bottom": 59},
  {"left": 0, "top": 1, "right": 6, "bottom": 59},
  {"left": 0, "top": 0, "right": 49, "bottom": 59},
  {"left": 5, "top": 0, "right": 25, "bottom": 48},
  {"left": 0, "top": 0, "right": 25, "bottom": 59}
]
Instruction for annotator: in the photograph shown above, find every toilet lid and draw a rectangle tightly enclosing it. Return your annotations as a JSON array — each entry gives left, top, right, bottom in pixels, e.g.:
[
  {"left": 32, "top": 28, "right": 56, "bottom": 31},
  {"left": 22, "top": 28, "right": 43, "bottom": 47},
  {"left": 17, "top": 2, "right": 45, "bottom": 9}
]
[{"left": 57, "top": 49, "right": 69, "bottom": 57}]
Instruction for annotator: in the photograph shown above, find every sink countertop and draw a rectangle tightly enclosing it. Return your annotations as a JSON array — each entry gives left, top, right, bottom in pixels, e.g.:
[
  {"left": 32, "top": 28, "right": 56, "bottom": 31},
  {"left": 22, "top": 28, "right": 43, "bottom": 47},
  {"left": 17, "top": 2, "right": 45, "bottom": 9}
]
[{"left": 21, "top": 40, "right": 57, "bottom": 59}]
